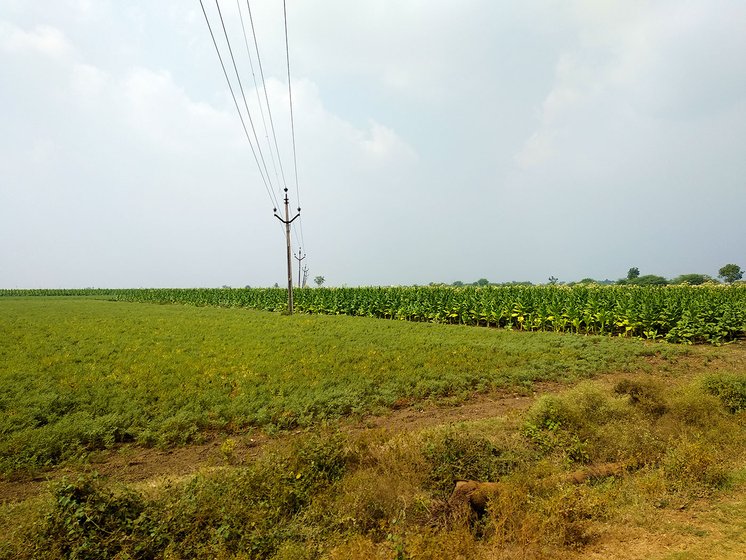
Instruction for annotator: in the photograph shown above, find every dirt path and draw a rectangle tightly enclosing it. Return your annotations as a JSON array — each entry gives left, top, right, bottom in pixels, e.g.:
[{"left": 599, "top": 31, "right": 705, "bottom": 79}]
[
  {"left": 3, "top": 342, "right": 743, "bottom": 504},
  {"left": 0, "top": 384, "right": 548, "bottom": 503}
]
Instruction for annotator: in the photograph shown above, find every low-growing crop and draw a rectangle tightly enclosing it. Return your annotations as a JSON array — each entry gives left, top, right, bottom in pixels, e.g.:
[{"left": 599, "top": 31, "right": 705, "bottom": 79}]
[{"left": 1, "top": 297, "right": 676, "bottom": 474}]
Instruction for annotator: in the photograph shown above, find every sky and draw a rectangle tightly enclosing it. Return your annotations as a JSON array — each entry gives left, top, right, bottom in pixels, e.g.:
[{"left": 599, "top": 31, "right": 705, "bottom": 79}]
[{"left": 1, "top": 0, "right": 744, "bottom": 288}]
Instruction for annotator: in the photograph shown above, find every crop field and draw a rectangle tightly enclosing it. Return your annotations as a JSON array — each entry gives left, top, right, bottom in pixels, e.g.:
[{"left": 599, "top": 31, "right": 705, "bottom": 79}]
[
  {"left": 4, "top": 284, "right": 745, "bottom": 344},
  {"left": 1, "top": 294, "right": 745, "bottom": 559},
  {"left": 0, "top": 296, "right": 678, "bottom": 475}
]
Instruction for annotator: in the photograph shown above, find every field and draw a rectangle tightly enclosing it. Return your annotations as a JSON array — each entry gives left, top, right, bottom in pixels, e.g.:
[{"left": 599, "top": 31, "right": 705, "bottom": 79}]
[
  {"left": 1, "top": 293, "right": 746, "bottom": 559},
  {"left": 4, "top": 284, "right": 746, "bottom": 343}
]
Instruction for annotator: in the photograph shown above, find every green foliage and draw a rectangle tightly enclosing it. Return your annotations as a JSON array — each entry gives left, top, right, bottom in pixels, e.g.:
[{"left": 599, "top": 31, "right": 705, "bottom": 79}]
[
  {"left": 5, "top": 375, "right": 746, "bottom": 559},
  {"left": 421, "top": 429, "right": 525, "bottom": 494},
  {"left": 702, "top": 373, "right": 746, "bottom": 413},
  {"left": 2, "top": 296, "right": 668, "bottom": 474},
  {"left": 719, "top": 263, "right": 743, "bottom": 284},
  {"left": 627, "top": 267, "right": 640, "bottom": 280},
  {"left": 522, "top": 383, "right": 626, "bottom": 464},
  {"left": 520, "top": 378, "right": 746, "bottom": 496},
  {"left": 626, "top": 274, "right": 668, "bottom": 286},
  {"left": 672, "top": 273, "right": 714, "bottom": 285},
  {"left": 4, "top": 285, "right": 745, "bottom": 344},
  {"left": 35, "top": 474, "right": 161, "bottom": 559},
  {"left": 158, "top": 431, "right": 351, "bottom": 559}
]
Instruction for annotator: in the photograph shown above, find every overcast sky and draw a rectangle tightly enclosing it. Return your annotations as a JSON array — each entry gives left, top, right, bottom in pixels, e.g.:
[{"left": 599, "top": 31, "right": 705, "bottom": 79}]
[{"left": 1, "top": 0, "right": 744, "bottom": 288}]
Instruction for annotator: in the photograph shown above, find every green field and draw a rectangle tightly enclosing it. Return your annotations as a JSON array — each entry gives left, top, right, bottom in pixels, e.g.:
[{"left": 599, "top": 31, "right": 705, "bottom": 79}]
[
  {"left": 0, "top": 296, "right": 679, "bottom": 474},
  {"left": 4, "top": 284, "right": 745, "bottom": 343},
  {"left": 1, "top": 296, "right": 745, "bottom": 559}
]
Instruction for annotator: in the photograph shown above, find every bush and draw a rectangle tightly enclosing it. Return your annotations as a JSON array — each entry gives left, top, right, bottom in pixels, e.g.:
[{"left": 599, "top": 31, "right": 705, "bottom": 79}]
[
  {"left": 702, "top": 373, "right": 746, "bottom": 413},
  {"left": 34, "top": 474, "right": 162, "bottom": 560},
  {"left": 613, "top": 378, "right": 668, "bottom": 416},
  {"left": 522, "top": 383, "right": 626, "bottom": 463},
  {"left": 662, "top": 437, "right": 731, "bottom": 494},
  {"left": 158, "top": 430, "right": 353, "bottom": 559},
  {"left": 421, "top": 429, "right": 523, "bottom": 494}
]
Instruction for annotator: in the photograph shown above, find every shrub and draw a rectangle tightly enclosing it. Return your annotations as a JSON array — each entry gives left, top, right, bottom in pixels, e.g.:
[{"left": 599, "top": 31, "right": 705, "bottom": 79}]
[
  {"left": 613, "top": 378, "right": 668, "bottom": 416},
  {"left": 522, "top": 383, "right": 625, "bottom": 463},
  {"left": 702, "top": 373, "right": 746, "bottom": 413},
  {"left": 421, "top": 429, "right": 523, "bottom": 494},
  {"left": 662, "top": 437, "right": 731, "bottom": 494},
  {"left": 34, "top": 474, "right": 162, "bottom": 560}
]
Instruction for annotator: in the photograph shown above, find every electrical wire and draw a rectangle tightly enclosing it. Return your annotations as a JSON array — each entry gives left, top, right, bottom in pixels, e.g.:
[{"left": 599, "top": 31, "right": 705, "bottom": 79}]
[
  {"left": 236, "top": 0, "right": 283, "bottom": 195},
  {"left": 213, "top": 0, "right": 278, "bottom": 201},
  {"left": 245, "top": 0, "right": 289, "bottom": 203},
  {"left": 198, "top": 0, "right": 278, "bottom": 210},
  {"left": 282, "top": 0, "right": 306, "bottom": 253}
]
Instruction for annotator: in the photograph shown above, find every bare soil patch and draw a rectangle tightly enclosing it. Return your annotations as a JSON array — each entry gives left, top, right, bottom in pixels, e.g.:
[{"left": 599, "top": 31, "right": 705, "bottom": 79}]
[
  {"left": 2, "top": 342, "right": 743, "bottom": 505},
  {"left": 0, "top": 385, "right": 548, "bottom": 504}
]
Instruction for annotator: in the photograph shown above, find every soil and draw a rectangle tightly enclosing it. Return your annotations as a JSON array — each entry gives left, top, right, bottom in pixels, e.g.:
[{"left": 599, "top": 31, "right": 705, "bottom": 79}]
[
  {"left": 0, "top": 383, "right": 560, "bottom": 504},
  {"left": 2, "top": 342, "right": 744, "bottom": 506}
]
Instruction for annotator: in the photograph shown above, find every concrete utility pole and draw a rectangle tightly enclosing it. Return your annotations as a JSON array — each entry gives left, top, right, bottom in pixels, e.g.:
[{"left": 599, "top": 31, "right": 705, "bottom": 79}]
[
  {"left": 294, "top": 247, "right": 306, "bottom": 287},
  {"left": 302, "top": 265, "right": 309, "bottom": 288},
  {"left": 274, "top": 187, "right": 300, "bottom": 313}
]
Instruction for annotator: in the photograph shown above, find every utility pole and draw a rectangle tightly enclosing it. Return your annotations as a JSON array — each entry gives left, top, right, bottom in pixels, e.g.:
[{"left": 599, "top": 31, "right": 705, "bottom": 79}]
[
  {"left": 302, "top": 265, "right": 309, "bottom": 288},
  {"left": 274, "top": 187, "right": 300, "bottom": 313},
  {"left": 294, "top": 247, "right": 306, "bottom": 287}
]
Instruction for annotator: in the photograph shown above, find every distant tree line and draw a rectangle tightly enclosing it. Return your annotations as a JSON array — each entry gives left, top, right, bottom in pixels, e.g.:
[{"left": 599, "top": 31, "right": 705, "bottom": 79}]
[{"left": 444, "top": 263, "right": 743, "bottom": 287}]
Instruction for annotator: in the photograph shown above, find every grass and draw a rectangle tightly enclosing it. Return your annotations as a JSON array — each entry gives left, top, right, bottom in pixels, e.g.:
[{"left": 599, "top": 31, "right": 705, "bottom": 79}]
[
  {"left": 0, "top": 296, "right": 686, "bottom": 475},
  {"left": 0, "top": 294, "right": 744, "bottom": 558},
  {"left": 2, "top": 372, "right": 745, "bottom": 559}
]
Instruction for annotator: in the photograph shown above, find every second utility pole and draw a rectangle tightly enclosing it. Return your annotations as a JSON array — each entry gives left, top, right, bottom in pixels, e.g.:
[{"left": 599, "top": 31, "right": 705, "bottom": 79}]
[
  {"left": 274, "top": 187, "right": 300, "bottom": 313},
  {"left": 294, "top": 247, "right": 306, "bottom": 287}
]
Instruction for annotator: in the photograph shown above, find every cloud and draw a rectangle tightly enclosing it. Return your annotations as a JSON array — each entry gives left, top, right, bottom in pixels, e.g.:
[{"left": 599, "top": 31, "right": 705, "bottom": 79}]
[
  {"left": 515, "top": 1, "right": 746, "bottom": 170},
  {"left": 514, "top": 129, "right": 557, "bottom": 169},
  {"left": 0, "top": 21, "right": 73, "bottom": 58},
  {"left": 360, "top": 121, "right": 418, "bottom": 162},
  {"left": 1, "top": 2, "right": 744, "bottom": 287},
  {"left": 70, "top": 62, "right": 107, "bottom": 97}
]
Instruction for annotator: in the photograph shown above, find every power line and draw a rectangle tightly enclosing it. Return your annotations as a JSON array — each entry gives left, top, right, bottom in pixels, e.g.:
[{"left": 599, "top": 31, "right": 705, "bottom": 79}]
[
  {"left": 213, "top": 0, "right": 277, "bottom": 199},
  {"left": 236, "top": 0, "right": 283, "bottom": 195},
  {"left": 198, "top": 0, "right": 278, "bottom": 209},
  {"left": 200, "top": 0, "right": 308, "bottom": 285},
  {"left": 282, "top": 0, "right": 306, "bottom": 253},
  {"left": 245, "top": 0, "right": 289, "bottom": 202}
]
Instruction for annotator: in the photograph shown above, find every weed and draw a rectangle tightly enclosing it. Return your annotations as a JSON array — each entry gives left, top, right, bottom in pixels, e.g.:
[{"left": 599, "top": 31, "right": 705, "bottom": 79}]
[
  {"left": 613, "top": 378, "right": 668, "bottom": 416},
  {"left": 421, "top": 428, "right": 525, "bottom": 495},
  {"left": 701, "top": 372, "right": 746, "bottom": 413},
  {"left": 33, "top": 474, "right": 162, "bottom": 560},
  {"left": 662, "top": 437, "right": 731, "bottom": 495}
]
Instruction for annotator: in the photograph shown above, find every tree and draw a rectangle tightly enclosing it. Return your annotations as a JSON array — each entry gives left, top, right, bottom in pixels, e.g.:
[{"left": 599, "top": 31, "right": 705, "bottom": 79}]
[
  {"left": 452, "top": 280, "right": 464, "bottom": 287},
  {"left": 548, "top": 276, "right": 558, "bottom": 285},
  {"left": 627, "top": 267, "right": 640, "bottom": 280},
  {"left": 475, "top": 278, "right": 490, "bottom": 287},
  {"left": 314, "top": 275, "right": 326, "bottom": 287},
  {"left": 672, "top": 274, "right": 713, "bottom": 285},
  {"left": 718, "top": 264, "right": 743, "bottom": 284},
  {"left": 629, "top": 274, "right": 668, "bottom": 286}
]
